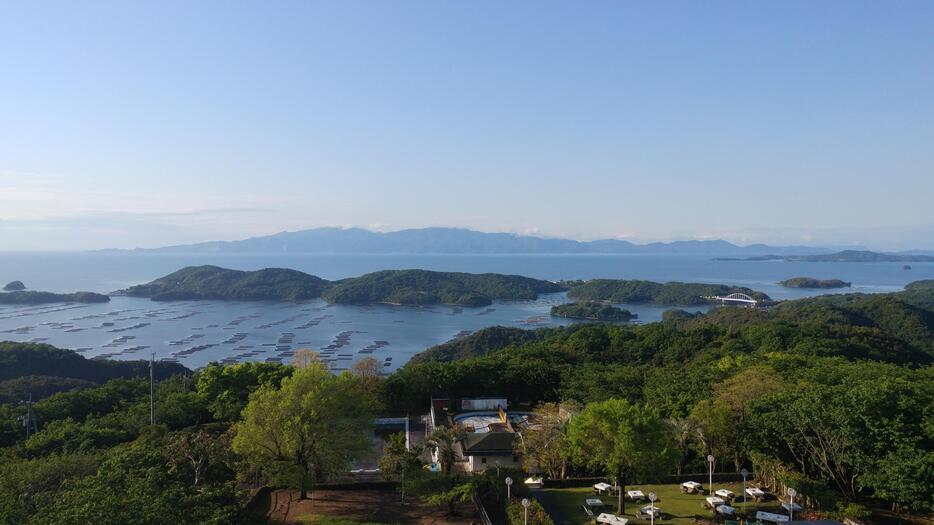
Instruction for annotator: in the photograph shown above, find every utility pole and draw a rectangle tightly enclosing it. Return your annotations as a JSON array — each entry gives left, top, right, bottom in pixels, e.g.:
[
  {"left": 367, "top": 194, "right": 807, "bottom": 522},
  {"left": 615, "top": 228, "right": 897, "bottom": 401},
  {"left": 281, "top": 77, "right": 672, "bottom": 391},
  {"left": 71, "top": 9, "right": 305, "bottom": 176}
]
[
  {"left": 150, "top": 353, "right": 155, "bottom": 425},
  {"left": 20, "top": 393, "right": 37, "bottom": 440}
]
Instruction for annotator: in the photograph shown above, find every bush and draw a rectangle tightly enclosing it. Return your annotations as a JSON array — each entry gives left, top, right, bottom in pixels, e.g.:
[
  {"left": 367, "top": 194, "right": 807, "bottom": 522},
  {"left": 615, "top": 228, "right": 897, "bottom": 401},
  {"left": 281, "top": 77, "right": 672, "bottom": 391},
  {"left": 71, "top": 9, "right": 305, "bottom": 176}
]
[
  {"left": 826, "top": 502, "right": 871, "bottom": 521},
  {"left": 507, "top": 498, "right": 554, "bottom": 525}
]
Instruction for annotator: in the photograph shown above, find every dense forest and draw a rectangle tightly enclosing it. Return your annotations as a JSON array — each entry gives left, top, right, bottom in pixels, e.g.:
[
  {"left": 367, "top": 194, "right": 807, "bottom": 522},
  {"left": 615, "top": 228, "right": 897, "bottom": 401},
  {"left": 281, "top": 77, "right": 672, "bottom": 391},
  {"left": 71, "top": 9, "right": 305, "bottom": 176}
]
[
  {"left": 550, "top": 301, "right": 636, "bottom": 321},
  {"left": 321, "top": 269, "right": 565, "bottom": 306},
  {"left": 1, "top": 282, "right": 933, "bottom": 523},
  {"left": 566, "top": 279, "right": 771, "bottom": 305}
]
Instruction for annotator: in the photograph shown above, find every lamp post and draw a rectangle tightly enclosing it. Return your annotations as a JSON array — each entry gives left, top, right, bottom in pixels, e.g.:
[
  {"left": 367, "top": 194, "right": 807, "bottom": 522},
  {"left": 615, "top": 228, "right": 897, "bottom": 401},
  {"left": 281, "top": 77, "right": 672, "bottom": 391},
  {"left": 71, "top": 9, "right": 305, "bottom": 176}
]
[
  {"left": 522, "top": 498, "right": 531, "bottom": 525},
  {"left": 505, "top": 476, "right": 513, "bottom": 500},
  {"left": 648, "top": 492, "right": 657, "bottom": 525},
  {"left": 787, "top": 488, "right": 797, "bottom": 521},
  {"left": 740, "top": 468, "right": 749, "bottom": 512},
  {"left": 400, "top": 459, "right": 406, "bottom": 505},
  {"left": 496, "top": 459, "right": 502, "bottom": 479},
  {"left": 706, "top": 455, "right": 715, "bottom": 495}
]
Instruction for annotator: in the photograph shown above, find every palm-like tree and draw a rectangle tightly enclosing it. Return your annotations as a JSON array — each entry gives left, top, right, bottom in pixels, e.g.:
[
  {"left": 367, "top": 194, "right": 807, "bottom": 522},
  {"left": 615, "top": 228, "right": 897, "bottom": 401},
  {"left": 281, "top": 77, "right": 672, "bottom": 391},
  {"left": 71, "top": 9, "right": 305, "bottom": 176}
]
[
  {"left": 665, "top": 417, "right": 698, "bottom": 475},
  {"left": 426, "top": 425, "right": 465, "bottom": 473}
]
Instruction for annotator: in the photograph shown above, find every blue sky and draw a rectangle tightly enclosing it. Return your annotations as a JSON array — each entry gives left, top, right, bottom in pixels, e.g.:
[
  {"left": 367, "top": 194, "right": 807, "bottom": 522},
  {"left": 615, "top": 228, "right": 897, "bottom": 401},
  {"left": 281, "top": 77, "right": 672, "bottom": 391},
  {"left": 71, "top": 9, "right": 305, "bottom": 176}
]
[{"left": 1, "top": 1, "right": 933, "bottom": 250}]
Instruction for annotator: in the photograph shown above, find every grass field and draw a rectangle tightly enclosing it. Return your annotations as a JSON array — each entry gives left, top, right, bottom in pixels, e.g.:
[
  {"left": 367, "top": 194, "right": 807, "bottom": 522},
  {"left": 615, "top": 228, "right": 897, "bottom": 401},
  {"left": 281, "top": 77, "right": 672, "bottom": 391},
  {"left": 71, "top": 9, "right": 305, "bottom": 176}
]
[{"left": 539, "top": 482, "right": 783, "bottom": 525}]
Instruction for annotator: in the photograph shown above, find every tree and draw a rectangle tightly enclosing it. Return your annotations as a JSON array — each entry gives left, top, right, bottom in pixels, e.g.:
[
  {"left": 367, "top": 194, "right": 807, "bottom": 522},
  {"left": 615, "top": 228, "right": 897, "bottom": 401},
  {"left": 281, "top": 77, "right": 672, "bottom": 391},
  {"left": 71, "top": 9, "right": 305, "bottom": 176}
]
[
  {"left": 352, "top": 357, "right": 386, "bottom": 404},
  {"left": 379, "top": 432, "right": 424, "bottom": 503},
  {"left": 688, "top": 368, "right": 787, "bottom": 472},
  {"left": 516, "top": 401, "right": 579, "bottom": 479},
  {"left": 167, "top": 426, "right": 231, "bottom": 486},
  {"left": 232, "top": 363, "right": 376, "bottom": 500},
  {"left": 665, "top": 417, "right": 698, "bottom": 475},
  {"left": 195, "top": 362, "right": 292, "bottom": 421},
  {"left": 424, "top": 476, "right": 476, "bottom": 516},
  {"left": 568, "top": 399, "right": 676, "bottom": 514},
  {"left": 426, "top": 425, "right": 465, "bottom": 474},
  {"left": 292, "top": 349, "right": 324, "bottom": 369}
]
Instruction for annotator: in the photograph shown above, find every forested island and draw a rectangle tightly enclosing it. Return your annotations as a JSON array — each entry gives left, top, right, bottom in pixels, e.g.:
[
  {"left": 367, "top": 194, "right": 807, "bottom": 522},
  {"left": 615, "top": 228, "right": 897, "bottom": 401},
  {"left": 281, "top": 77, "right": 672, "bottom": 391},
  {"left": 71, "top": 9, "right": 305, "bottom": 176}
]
[
  {"left": 321, "top": 269, "right": 564, "bottom": 306},
  {"left": 0, "top": 290, "right": 110, "bottom": 305},
  {"left": 2, "top": 281, "right": 25, "bottom": 291},
  {"left": 1, "top": 280, "right": 934, "bottom": 522},
  {"left": 794, "top": 250, "right": 934, "bottom": 262},
  {"left": 119, "top": 266, "right": 565, "bottom": 306},
  {"left": 550, "top": 301, "right": 636, "bottom": 322},
  {"left": 716, "top": 250, "right": 934, "bottom": 263},
  {"left": 566, "top": 279, "right": 770, "bottom": 305},
  {"left": 115, "top": 265, "right": 330, "bottom": 301},
  {"left": 779, "top": 277, "right": 851, "bottom": 289}
]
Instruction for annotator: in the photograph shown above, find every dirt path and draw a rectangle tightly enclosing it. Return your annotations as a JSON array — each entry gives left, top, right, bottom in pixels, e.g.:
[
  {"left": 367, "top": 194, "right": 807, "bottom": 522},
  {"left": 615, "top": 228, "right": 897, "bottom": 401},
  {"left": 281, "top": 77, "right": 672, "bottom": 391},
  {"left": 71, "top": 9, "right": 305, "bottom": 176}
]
[{"left": 260, "top": 488, "right": 481, "bottom": 524}]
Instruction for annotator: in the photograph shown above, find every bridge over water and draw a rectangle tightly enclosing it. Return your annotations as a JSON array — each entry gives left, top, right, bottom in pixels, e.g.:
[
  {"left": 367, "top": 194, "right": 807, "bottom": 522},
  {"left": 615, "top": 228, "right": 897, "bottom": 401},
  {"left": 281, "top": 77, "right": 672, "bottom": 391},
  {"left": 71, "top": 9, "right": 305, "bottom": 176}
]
[{"left": 704, "top": 292, "right": 760, "bottom": 307}]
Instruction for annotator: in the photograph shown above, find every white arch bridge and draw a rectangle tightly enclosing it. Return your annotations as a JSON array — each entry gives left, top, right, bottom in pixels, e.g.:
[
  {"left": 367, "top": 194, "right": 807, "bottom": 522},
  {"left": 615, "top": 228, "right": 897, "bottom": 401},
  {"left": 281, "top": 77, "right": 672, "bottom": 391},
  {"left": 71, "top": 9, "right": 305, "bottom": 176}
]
[{"left": 704, "top": 292, "right": 760, "bottom": 307}]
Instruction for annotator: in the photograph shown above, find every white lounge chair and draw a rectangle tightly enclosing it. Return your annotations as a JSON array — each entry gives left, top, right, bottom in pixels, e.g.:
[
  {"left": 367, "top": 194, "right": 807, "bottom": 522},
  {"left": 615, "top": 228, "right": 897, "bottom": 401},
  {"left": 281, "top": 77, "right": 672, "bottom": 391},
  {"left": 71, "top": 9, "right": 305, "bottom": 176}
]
[{"left": 596, "top": 513, "right": 629, "bottom": 525}]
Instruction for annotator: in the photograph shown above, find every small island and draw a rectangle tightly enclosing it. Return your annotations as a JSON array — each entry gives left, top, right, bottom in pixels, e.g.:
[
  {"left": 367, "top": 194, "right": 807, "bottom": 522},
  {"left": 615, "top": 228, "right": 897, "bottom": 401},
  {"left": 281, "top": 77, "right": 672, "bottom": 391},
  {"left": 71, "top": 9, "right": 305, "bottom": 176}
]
[
  {"left": 322, "top": 269, "right": 565, "bottom": 307},
  {"left": 0, "top": 291, "right": 110, "bottom": 305},
  {"left": 115, "top": 265, "right": 330, "bottom": 301},
  {"left": 550, "top": 301, "right": 636, "bottom": 322},
  {"left": 779, "top": 277, "right": 851, "bottom": 289},
  {"left": 2, "top": 281, "right": 26, "bottom": 291},
  {"left": 566, "top": 279, "right": 770, "bottom": 305},
  {"left": 716, "top": 250, "right": 934, "bottom": 263}
]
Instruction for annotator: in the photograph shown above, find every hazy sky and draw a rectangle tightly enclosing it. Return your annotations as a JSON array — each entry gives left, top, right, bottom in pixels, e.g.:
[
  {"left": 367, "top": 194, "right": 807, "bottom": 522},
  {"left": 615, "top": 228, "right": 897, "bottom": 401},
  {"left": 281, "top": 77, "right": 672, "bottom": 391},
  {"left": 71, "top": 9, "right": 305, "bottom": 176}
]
[{"left": 2, "top": 1, "right": 933, "bottom": 251}]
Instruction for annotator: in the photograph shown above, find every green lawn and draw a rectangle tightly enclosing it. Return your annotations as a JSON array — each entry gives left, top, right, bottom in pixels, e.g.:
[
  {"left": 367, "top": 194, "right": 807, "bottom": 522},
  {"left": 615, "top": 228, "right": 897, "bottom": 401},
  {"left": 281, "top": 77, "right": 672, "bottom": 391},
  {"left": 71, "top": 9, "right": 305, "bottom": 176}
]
[{"left": 539, "top": 482, "right": 783, "bottom": 525}]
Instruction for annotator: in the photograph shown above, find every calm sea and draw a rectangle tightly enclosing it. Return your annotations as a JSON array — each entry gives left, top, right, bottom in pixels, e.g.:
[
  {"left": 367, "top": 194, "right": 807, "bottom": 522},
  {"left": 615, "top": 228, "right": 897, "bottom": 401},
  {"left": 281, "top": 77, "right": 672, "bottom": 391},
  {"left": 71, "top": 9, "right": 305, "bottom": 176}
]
[{"left": 0, "top": 252, "right": 930, "bottom": 370}]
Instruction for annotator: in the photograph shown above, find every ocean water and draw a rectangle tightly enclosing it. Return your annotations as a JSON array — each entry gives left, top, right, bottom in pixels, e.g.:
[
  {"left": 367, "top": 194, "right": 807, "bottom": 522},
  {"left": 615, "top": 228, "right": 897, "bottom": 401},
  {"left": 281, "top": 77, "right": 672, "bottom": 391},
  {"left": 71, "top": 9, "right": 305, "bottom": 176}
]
[{"left": 0, "top": 252, "right": 930, "bottom": 370}]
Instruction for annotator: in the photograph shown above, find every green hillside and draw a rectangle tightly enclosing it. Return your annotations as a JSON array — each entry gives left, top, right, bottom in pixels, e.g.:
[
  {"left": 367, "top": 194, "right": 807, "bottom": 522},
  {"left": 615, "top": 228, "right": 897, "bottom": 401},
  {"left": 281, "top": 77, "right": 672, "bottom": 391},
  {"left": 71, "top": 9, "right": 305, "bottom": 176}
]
[
  {"left": 779, "top": 277, "right": 851, "bottom": 288},
  {"left": 117, "top": 265, "right": 330, "bottom": 301},
  {"left": 551, "top": 301, "right": 636, "bottom": 321},
  {"left": 567, "top": 279, "right": 770, "bottom": 305},
  {"left": 0, "top": 291, "right": 110, "bottom": 304},
  {"left": 321, "top": 269, "right": 565, "bottom": 306}
]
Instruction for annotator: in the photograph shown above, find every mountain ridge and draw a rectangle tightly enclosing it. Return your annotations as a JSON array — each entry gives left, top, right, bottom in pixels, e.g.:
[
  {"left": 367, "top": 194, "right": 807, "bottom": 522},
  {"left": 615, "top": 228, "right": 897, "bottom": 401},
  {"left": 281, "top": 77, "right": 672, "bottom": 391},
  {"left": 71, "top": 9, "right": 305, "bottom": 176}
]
[{"left": 100, "top": 227, "right": 838, "bottom": 255}]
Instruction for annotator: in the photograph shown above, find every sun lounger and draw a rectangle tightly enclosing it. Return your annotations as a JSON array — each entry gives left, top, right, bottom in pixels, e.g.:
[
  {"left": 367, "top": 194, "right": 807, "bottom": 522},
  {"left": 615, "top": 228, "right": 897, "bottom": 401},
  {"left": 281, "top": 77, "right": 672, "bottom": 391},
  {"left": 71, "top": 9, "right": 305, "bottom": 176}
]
[
  {"left": 746, "top": 487, "right": 766, "bottom": 501},
  {"left": 716, "top": 505, "right": 736, "bottom": 516},
  {"left": 705, "top": 496, "right": 726, "bottom": 509},
  {"left": 681, "top": 481, "right": 704, "bottom": 494},
  {"left": 756, "top": 511, "right": 790, "bottom": 523},
  {"left": 714, "top": 489, "right": 734, "bottom": 500},
  {"left": 596, "top": 513, "right": 629, "bottom": 525}
]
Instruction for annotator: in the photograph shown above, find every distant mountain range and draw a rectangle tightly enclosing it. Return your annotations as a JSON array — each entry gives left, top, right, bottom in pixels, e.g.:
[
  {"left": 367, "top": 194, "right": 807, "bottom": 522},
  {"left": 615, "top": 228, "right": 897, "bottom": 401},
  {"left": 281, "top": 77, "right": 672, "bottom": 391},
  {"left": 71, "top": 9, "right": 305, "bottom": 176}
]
[{"left": 105, "top": 227, "right": 840, "bottom": 255}]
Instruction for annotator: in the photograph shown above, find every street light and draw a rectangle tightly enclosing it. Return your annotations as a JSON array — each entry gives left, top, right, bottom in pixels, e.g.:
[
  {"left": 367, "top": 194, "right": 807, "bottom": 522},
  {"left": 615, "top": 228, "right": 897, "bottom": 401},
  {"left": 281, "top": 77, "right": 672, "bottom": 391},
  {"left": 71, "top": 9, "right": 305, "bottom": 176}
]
[
  {"left": 740, "top": 468, "right": 749, "bottom": 512},
  {"left": 522, "top": 498, "right": 531, "bottom": 525},
  {"left": 648, "top": 492, "right": 657, "bottom": 525},
  {"left": 786, "top": 488, "right": 797, "bottom": 521},
  {"left": 505, "top": 476, "right": 513, "bottom": 500},
  {"left": 706, "top": 455, "right": 715, "bottom": 495}
]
